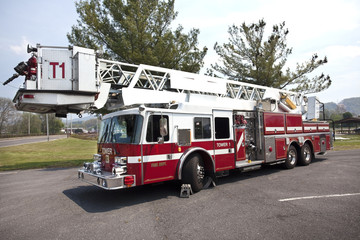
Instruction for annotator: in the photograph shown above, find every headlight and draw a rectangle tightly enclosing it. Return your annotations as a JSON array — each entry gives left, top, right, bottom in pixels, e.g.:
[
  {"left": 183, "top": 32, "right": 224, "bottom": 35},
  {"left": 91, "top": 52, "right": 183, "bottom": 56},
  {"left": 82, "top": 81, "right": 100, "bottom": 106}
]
[
  {"left": 112, "top": 166, "right": 127, "bottom": 175},
  {"left": 115, "top": 156, "right": 127, "bottom": 165},
  {"left": 93, "top": 154, "right": 101, "bottom": 162}
]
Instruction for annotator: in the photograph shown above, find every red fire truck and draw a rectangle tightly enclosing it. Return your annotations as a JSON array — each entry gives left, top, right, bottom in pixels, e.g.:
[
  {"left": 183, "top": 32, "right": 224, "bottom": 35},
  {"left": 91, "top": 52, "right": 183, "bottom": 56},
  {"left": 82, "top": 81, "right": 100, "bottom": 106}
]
[{"left": 7, "top": 44, "right": 332, "bottom": 193}]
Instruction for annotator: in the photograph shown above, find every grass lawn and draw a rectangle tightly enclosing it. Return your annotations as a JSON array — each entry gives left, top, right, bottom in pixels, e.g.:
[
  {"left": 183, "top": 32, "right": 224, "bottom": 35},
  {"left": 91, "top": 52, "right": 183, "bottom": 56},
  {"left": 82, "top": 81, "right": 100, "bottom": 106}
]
[
  {"left": 333, "top": 134, "right": 360, "bottom": 151},
  {"left": 0, "top": 137, "right": 97, "bottom": 171},
  {"left": 0, "top": 134, "right": 359, "bottom": 171}
]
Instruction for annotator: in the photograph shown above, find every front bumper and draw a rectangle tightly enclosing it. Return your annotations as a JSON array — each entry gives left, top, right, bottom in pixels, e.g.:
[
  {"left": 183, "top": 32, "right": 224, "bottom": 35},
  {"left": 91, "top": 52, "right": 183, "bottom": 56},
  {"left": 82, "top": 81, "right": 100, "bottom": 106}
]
[{"left": 78, "top": 169, "right": 136, "bottom": 190}]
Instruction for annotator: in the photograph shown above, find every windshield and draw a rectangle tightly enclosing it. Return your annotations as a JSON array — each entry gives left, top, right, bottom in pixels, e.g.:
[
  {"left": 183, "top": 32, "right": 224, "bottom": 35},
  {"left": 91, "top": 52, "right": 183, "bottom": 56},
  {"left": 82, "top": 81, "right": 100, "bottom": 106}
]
[{"left": 98, "top": 115, "right": 143, "bottom": 144}]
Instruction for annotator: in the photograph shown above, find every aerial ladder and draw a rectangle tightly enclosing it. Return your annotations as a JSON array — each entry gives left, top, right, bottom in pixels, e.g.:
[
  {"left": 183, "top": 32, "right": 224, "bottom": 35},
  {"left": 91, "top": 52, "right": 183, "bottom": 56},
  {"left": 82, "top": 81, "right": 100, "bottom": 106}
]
[{"left": 5, "top": 44, "right": 318, "bottom": 119}]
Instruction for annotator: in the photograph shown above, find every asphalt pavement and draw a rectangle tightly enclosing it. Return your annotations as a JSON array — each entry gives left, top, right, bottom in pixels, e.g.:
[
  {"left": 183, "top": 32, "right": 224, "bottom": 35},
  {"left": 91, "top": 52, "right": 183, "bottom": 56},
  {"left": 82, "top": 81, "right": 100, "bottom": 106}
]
[
  {"left": 0, "top": 135, "right": 68, "bottom": 148},
  {"left": 0, "top": 149, "right": 359, "bottom": 240}
]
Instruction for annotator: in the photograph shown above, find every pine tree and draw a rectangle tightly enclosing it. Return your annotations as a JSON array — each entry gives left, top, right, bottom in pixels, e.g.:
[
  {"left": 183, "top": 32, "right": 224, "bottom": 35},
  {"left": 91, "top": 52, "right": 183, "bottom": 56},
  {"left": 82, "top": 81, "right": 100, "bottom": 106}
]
[
  {"left": 212, "top": 19, "right": 331, "bottom": 94},
  {"left": 68, "top": 0, "right": 207, "bottom": 73}
]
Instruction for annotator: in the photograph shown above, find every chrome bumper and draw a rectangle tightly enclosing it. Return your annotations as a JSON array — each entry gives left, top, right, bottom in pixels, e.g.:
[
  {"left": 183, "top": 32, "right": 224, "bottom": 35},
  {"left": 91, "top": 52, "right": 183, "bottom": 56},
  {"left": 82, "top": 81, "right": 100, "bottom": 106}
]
[{"left": 78, "top": 169, "right": 135, "bottom": 190}]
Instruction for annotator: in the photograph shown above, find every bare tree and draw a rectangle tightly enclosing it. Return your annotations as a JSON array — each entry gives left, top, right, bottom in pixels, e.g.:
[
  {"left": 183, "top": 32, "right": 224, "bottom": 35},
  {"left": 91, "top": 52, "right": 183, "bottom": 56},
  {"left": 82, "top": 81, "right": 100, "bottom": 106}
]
[{"left": 0, "top": 97, "right": 17, "bottom": 135}]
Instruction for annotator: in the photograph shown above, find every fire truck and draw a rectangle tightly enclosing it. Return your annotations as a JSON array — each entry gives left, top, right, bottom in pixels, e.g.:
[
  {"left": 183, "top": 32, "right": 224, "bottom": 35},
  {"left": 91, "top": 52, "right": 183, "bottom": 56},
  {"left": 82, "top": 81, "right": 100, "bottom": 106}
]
[{"left": 6, "top": 44, "right": 332, "bottom": 194}]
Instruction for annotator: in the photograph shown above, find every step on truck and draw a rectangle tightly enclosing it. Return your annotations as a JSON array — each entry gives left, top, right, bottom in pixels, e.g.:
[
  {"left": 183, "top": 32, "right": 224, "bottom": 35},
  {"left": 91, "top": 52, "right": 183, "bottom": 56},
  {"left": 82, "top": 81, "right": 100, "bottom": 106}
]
[{"left": 6, "top": 44, "right": 333, "bottom": 193}]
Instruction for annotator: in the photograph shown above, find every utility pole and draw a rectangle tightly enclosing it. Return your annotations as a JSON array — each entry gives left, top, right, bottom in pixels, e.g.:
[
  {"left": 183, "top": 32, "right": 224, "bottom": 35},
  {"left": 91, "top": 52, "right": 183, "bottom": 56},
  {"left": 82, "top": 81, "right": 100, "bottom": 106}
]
[
  {"left": 28, "top": 113, "right": 30, "bottom": 135},
  {"left": 46, "top": 114, "right": 49, "bottom": 141},
  {"left": 66, "top": 115, "right": 68, "bottom": 138},
  {"left": 70, "top": 114, "right": 73, "bottom": 135}
]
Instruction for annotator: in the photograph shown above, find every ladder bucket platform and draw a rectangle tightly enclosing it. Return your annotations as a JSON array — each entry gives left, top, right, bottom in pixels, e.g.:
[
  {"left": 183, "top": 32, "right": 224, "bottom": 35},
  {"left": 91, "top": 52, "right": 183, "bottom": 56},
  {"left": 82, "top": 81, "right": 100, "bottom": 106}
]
[
  {"left": 13, "top": 86, "right": 110, "bottom": 117},
  {"left": 11, "top": 45, "right": 110, "bottom": 116}
]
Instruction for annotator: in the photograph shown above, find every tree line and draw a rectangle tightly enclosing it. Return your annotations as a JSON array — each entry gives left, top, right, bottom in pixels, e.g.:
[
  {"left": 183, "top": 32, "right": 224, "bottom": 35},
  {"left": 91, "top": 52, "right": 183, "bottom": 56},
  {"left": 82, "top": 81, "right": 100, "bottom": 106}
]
[{"left": 0, "top": 97, "right": 64, "bottom": 137}]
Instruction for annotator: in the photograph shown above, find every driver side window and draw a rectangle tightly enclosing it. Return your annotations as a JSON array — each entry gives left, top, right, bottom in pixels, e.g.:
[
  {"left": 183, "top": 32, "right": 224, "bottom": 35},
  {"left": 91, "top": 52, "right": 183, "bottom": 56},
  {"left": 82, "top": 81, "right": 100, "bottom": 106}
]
[{"left": 146, "top": 115, "right": 169, "bottom": 142}]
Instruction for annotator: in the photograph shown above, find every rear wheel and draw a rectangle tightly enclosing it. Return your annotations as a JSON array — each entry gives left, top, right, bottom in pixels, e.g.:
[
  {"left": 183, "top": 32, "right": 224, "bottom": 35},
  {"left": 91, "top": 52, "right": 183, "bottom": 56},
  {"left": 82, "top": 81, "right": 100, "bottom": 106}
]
[
  {"left": 182, "top": 153, "right": 205, "bottom": 193},
  {"left": 284, "top": 145, "right": 297, "bottom": 169},
  {"left": 299, "top": 143, "right": 313, "bottom": 166}
]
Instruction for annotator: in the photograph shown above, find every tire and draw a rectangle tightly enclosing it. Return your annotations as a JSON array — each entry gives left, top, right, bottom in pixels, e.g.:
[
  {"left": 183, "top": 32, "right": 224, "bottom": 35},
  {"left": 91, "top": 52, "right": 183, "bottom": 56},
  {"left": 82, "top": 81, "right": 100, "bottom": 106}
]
[
  {"left": 182, "top": 153, "right": 205, "bottom": 193},
  {"left": 284, "top": 145, "right": 297, "bottom": 169},
  {"left": 299, "top": 143, "right": 313, "bottom": 166}
]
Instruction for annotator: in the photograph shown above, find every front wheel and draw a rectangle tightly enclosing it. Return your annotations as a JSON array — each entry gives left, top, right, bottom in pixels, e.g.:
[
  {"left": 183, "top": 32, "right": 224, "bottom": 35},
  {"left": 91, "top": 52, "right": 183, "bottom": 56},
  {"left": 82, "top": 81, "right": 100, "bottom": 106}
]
[
  {"left": 299, "top": 143, "right": 313, "bottom": 166},
  {"left": 182, "top": 153, "right": 205, "bottom": 193},
  {"left": 284, "top": 145, "right": 297, "bottom": 169}
]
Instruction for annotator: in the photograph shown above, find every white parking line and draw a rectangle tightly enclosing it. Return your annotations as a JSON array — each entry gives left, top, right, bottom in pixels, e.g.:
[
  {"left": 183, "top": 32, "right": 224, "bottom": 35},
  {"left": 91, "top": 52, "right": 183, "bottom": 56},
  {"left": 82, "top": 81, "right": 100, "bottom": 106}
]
[{"left": 279, "top": 193, "right": 360, "bottom": 202}]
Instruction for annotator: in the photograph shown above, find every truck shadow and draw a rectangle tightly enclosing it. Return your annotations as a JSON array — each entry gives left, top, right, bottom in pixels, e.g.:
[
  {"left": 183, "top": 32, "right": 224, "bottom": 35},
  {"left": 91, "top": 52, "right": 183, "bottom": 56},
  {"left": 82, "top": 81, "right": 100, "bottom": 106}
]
[
  {"left": 63, "top": 181, "right": 181, "bottom": 213},
  {"left": 64, "top": 157, "right": 328, "bottom": 213},
  {"left": 313, "top": 156, "right": 327, "bottom": 163}
]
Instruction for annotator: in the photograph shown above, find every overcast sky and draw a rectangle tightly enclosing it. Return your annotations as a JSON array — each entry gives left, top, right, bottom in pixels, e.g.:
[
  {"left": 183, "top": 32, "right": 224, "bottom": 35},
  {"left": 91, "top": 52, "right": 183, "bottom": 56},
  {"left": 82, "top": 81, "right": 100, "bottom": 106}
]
[{"left": 0, "top": 0, "right": 359, "bottom": 103}]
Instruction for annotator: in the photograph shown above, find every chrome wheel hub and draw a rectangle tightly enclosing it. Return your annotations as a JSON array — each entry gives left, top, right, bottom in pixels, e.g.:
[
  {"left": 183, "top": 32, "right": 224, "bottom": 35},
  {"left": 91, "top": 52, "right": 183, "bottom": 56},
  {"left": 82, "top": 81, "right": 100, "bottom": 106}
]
[
  {"left": 288, "top": 150, "right": 296, "bottom": 165},
  {"left": 304, "top": 147, "right": 311, "bottom": 161},
  {"left": 196, "top": 163, "right": 205, "bottom": 182}
]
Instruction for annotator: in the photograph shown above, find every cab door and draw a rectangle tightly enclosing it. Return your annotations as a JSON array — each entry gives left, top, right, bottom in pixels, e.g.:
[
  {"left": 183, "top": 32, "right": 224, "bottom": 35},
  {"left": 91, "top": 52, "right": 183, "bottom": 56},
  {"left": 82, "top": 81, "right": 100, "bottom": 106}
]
[
  {"left": 213, "top": 110, "right": 234, "bottom": 171},
  {"left": 142, "top": 113, "right": 175, "bottom": 184}
]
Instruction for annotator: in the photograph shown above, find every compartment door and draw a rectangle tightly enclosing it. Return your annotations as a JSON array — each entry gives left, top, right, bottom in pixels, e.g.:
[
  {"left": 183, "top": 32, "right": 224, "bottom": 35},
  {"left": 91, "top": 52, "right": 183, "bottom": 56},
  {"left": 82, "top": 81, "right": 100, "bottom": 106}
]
[
  {"left": 235, "top": 127, "right": 246, "bottom": 161},
  {"left": 275, "top": 138, "right": 287, "bottom": 160}
]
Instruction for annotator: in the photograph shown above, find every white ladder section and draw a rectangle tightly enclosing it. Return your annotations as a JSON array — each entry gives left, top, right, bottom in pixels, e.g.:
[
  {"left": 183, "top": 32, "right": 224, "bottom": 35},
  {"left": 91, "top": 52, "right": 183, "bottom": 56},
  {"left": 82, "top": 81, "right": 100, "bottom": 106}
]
[{"left": 97, "top": 58, "right": 305, "bottom": 113}]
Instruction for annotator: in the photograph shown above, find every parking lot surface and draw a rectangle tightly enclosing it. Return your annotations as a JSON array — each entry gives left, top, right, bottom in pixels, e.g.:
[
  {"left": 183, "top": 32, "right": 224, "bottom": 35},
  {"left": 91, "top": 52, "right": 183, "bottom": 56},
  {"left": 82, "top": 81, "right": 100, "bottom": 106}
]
[{"left": 0, "top": 149, "right": 359, "bottom": 239}]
